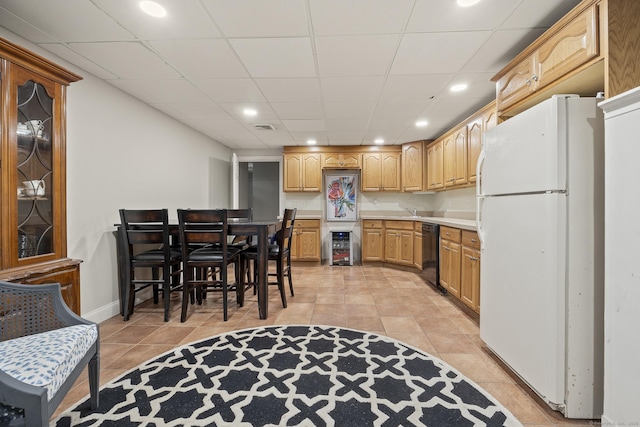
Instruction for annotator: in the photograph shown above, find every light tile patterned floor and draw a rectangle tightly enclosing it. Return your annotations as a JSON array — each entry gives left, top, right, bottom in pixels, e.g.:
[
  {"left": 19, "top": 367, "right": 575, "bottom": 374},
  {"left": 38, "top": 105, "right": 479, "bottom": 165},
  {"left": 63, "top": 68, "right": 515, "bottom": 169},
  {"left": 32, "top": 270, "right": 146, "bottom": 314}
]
[{"left": 54, "top": 264, "right": 600, "bottom": 426}]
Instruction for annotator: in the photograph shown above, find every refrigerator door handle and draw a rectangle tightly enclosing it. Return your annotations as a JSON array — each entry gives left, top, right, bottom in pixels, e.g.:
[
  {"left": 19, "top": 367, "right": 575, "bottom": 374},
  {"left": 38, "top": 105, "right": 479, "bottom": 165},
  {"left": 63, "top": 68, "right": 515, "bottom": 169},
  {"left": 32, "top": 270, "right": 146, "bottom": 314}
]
[{"left": 476, "top": 149, "right": 486, "bottom": 251}]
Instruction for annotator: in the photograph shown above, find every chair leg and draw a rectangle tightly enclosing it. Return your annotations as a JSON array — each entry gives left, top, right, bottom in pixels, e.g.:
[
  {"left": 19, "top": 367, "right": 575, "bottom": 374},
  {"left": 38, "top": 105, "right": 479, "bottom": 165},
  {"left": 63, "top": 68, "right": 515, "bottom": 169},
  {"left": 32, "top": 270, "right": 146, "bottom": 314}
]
[
  {"left": 237, "top": 257, "right": 245, "bottom": 307},
  {"left": 287, "top": 256, "right": 294, "bottom": 296},
  {"left": 152, "top": 268, "right": 160, "bottom": 304},
  {"left": 276, "top": 259, "right": 287, "bottom": 308},
  {"left": 88, "top": 351, "right": 100, "bottom": 410},
  {"left": 163, "top": 268, "right": 171, "bottom": 322},
  {"left": 222, "top": 268, "right": 228, "bottom": 321}
]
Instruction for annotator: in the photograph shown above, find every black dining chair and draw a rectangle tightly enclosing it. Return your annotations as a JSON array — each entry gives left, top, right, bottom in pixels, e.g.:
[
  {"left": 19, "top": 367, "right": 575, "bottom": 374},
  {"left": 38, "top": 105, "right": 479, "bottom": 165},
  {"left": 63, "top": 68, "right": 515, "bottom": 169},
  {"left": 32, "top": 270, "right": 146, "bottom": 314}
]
[
  {"left": 242, "top": 208, "right": 296, "bottom": 308},
  {"left": 119, "top": 209, "right": 182, "bottom": 322},
  {"left": 177, "top": 209, "right": 245, "bottom": 322}
]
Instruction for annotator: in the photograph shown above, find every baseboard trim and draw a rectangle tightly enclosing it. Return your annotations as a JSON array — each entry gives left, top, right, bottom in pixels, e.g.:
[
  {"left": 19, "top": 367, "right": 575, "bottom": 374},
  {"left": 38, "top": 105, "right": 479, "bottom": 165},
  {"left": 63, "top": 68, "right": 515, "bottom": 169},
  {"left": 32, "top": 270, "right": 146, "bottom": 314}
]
[{"left": 82, "top": 300, "right": 121, "bottom": 324}]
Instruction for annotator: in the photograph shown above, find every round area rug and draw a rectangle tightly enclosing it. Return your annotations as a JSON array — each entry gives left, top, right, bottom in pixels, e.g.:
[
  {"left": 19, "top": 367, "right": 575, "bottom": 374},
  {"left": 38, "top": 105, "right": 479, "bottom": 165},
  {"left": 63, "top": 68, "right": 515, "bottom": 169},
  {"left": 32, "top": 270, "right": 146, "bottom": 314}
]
[{"left": 54, "top": 325, "right": 522, "bottom": 426}]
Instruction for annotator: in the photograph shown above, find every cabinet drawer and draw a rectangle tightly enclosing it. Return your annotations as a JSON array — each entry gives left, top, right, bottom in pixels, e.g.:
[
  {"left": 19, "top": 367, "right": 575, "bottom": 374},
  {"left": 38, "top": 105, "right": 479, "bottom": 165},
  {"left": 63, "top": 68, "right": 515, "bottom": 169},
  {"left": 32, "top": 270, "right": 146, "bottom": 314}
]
[
  {"left": 295, "top": 219, "right": 319, "bottom": 228},
  {"left": 462, "top": 230, "right": 480, "bottom": 250},
  {"left": 384, "top": 220, "right": 414, "bottom": 231},
  {"left": 440, "top": 226, "right": 461, "bottom": 243},
  {"left": 363, "top": 219, "right": 383, "bottom": 229},
  {"left": 414, "top": 222, "right": 423, "bottom": 232}
]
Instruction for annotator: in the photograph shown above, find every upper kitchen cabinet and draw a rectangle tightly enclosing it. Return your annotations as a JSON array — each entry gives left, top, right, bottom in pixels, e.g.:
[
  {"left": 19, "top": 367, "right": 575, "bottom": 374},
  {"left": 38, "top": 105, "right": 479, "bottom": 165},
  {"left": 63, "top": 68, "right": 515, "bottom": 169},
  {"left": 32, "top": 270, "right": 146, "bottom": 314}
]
[
  {"left": 494, "top": 0, "right": 640, "bottom": 117},
  {"left": 361, "top": 148, "right": 401, "bottom": 192},
  {"left": 401, "top": 141, "right": 425, "bottom": 192},
  {"left": 467, "top": 101, "right": 497, "bottom": 183},
  {"left": 494, "top": 1, "right": 601, "bottom": 115},
  {"left": 283, "top": 152, "right": 322, "bottom": 192},
  {"left": 321, "top": 152, "right": 361, "bottom": 169},
  {"left": 0, "top": 38, "right": 83, "bottom": 313},
  {"left": 426, "top": 140, "right": 444, "bottom": 190}
]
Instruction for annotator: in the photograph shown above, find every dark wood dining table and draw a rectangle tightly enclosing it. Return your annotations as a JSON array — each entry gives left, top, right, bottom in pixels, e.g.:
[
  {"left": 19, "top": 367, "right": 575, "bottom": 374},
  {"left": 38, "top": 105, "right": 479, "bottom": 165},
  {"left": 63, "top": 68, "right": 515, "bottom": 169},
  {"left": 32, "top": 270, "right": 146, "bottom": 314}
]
[{"left": 115, "top": 218, "right": 281, "bottom": 320}]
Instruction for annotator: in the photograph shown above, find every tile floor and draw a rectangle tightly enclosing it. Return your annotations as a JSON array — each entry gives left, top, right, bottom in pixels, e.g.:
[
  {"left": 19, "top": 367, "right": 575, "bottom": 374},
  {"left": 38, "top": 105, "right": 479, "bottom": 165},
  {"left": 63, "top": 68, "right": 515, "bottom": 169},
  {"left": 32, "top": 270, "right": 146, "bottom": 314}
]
[{"left": 54, "top": 264, "right": 600, "bottom": 426}]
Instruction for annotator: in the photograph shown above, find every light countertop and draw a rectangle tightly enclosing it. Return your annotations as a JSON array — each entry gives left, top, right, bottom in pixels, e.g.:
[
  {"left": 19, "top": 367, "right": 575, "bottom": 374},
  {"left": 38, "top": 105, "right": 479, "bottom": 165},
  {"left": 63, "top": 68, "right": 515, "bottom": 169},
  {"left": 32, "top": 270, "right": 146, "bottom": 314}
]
[{"left": 359, "top": 214, "right": 477, "bottom": 231}]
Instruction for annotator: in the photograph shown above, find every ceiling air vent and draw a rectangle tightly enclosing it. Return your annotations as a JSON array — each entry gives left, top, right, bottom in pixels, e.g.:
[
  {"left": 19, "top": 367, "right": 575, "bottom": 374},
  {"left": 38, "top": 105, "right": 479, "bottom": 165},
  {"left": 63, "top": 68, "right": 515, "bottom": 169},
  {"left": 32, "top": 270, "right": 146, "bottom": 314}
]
[{"left": 254, "top": 124, "right": 275, "bottom": 130}]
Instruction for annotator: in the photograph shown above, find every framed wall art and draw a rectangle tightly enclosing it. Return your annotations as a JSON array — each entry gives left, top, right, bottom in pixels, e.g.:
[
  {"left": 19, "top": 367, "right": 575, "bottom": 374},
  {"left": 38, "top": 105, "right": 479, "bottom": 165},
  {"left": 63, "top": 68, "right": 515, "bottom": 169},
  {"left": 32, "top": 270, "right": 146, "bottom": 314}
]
[{"left": 325, "top": 173, "right": 357, "bottom": 221}]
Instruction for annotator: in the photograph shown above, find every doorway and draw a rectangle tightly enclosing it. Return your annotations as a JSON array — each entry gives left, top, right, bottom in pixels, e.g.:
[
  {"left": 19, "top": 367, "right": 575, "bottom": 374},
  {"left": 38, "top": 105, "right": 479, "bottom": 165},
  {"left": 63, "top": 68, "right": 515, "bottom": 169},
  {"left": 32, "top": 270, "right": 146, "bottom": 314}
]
[{"left": 238, "top": 161, "right": 280, "bottom": 221}]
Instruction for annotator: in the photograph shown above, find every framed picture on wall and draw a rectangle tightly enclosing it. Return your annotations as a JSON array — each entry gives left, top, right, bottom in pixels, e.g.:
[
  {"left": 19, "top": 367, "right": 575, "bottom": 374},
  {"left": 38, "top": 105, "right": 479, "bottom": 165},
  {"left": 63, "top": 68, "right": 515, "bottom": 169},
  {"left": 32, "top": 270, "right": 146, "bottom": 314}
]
[{"left": 325, "top": 173, "right": 357, "bottom": 221}]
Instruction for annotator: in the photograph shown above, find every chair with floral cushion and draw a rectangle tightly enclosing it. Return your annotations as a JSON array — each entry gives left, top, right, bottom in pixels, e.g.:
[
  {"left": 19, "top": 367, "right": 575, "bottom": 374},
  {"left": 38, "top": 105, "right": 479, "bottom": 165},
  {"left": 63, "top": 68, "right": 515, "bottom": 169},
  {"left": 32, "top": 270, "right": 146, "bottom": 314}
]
[{"left": 0, "top": 281, "right": 99, "bottom": 426}]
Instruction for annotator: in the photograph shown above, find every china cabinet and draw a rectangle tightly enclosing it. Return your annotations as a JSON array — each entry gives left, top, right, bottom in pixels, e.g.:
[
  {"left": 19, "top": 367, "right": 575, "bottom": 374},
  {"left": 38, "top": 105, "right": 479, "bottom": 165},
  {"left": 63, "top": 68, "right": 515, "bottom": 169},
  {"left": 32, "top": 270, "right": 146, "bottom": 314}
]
[{"left": 0, "top": 38, "right": 82, "bottom": 313}]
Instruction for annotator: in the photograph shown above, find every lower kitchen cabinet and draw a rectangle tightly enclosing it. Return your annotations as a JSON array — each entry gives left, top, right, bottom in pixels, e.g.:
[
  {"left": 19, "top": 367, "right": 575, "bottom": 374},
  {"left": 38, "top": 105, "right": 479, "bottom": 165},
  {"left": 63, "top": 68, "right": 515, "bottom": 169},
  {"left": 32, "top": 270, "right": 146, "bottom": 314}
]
[
  {"left": 440, "top": 226, "right": 461, "bottom": 297},
  {"left": 384, "top": 221, "right": 414, "bottom": 266},
  {"left": 461, "top": 230, "right": 481, "bottom": 314},
  {"left": 362, "top": 220, "right": 384, "bottom": 261},
  {"left": 291, "top": 219, "right": 321, "bottom": 261},
  {"left": 413, "top": 222, "right": 422, "bottom": 270}
]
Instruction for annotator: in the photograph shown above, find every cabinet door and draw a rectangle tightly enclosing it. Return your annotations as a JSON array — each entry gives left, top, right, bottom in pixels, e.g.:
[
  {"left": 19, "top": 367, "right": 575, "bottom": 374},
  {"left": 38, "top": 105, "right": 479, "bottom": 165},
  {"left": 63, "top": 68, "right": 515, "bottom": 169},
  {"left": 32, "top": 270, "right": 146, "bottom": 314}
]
[
  {"left": 301, "top": 153, "right": 321, "bottom": 192},
  {"left": 384, "top": 230, "right": 399, "bottom": 263},
  {"left": 362, "top": 228, "right": 384, "bottom": 261},
  {"left": 284, "top": 154, "right": 303, "bottom": 192},
  {"left": 443, "top": 135, "right": 456, "bottom": 187},
  {"left": 467, "top": 118, "right": 482, "bottom": 183},
  {"left": 453, "top": 127, "right": 467, "bottom": 186},
  {"left": 414, "top": 230, "right": 422, "bottom": 270},
  {"left": 22, "top": 264, "right": 81, "bottom": 314},
  {"left": 381, "top": 152, "right": 401, "bottom": 191},
  {"left": 398, "top": 230, "right": 414, "bottom": 265},
  {"left": 322, "top": 153, "right": 360, "bottom": 168},
  {"left": 440, "top": 239, "right": 451, "bottom": 291},
  {"left": 298, "top": 228, "right": 320, "bottom": 260},
  {"left": 447, "top": 241, "right": 462, "bottom": 298},
  {"left": 461, "top": 246, "right": 480, "bottom": 312},
  {"left": 402, "top": 142, "right": 423, "bottom": 192},
  {"left": 8, "top": 65, "right": 66, "bottom": 267},
  {"left": 536, "top": 4, "right": 599, "bottom": 90},
  {"left": 496, "top": 56, "right": 535, "bottom": 112},
  {"left": 361, "top": 153, "right": 382, "bottom": 191},
  {"left": 427, "top": 141, "right": 444, "bottom": 190}
]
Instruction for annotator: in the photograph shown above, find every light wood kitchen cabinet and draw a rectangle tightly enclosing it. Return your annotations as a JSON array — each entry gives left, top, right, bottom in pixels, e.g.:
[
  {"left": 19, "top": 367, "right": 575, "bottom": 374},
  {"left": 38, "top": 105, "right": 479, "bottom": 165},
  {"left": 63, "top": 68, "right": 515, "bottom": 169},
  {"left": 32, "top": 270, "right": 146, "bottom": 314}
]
[
  {"left": 384, "top": 221, "right": 414, "bottom": 266},
  {"left": 413, "top": 222, "right": 422, "bottom": 270},
  {"left": 322, "top": 152, "right": 361, "bottom": 169},
  {"left": 440, "top": 226, "right": 461, "bottom": 298},
  {"left": 494, "top": 1, "right": 601, "bottom": 115},
  {"left": 442, "top": 134, "right": 455, "bottom": 188},
  {"left": 291, "top": 219, "right": 321, "bottom": 261},
  {"left": 283, "top": 153, "right": 322, "bottom": 192},
  {"left": 460, "top": 230, "right": 481, "bottom": 314},
  {"left": 362, "top": 220, "right": 384, "bottom": 262},
  {"left": 466, "top": 117, "right": 483, "bottom": 183},
  {"left": 401, "top": 141, "right": 424, "bottom": 192},
  {"left": 0, "top": 38, "right": 82, "bottom": 314},
  {"left": 361, "top": 151, "right": 401, "bottom": 192},
  {"left": 427, "top": 140, "right": 444, "bottom": 190},
  {"left": 453, "top": 127, "right": 467, "bottom": 186}
]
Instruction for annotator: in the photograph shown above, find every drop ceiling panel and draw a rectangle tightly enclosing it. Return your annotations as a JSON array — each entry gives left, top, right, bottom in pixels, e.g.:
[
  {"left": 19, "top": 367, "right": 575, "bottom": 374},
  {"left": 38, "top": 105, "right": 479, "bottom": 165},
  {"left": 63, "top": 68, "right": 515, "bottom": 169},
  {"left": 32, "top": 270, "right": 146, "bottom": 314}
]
[
  {"left": 150, "top": 39, "right": 248, "bottom": 79},
  {"left": 282, "top": 120, "right": 326, "bottom": 132},
  {"left": 192, "top": 79, "right": 265, "bottom": 103},
  {"left": 270, "top": 103, "right": 324, "bottom": 120},
  {"left": 94, "top": 0, "right": 221, "bottom": 40},
  {"left": 325, "top": 118, "right": 370, "bottom": 132},
  {"left": 0, "top": 0, "right": 133, "bottom": 42},
  {"left": 391, "top": 32, "right": 492, "bottom": 75},
  {"left": 202, "top": 0, "right": 309, "bottom": 37},
  {"left": 502, "top": 0, "right": 582, "bottom": 29},
  {"left": 0, "top": 8, "right": 57, "bottom": 43},
  {"left": 70, "top": 42, "right": 180, "bottom": 79},
  {"left": 108, "top": 79, "right": 210, "bottom": 104},
  {"left": 315, "top": 35, "right": 400, "bottom": 77},
  {"left": 379, "top": 74, "right": 453, "bottom": 102},
  {"left": 230, "top": 38, "right": 316, "bottom": 78},
  {"left": 255, "top": 78, "right": 321, "bottom": 103},
  {"left": 218, "top": 102, "right": 279, "bottom": 121},
  {"left": 40, "top": 43, "right": 117, "bottom": 79},
  {"left": 309, "top": 0, "right": 413, "bottom": 35},
  {"left": 323, "top": 102, "right": 376, "bottom": 120},
  {"left": 321, "top": 77, "right": 385, "bottom": 102},
  {"left": 290, "top": 132, "right": 328, "bottom": 144},
  {"left": 151, "top": 103, "right": 232, "bottom": 121},
  {"left": 407, "top": 0, "right": 519, "bottom": 32},
  {"left": 462, "top": 29, "right": 546, "bottom": 73},
  {"left": 438, "top": 73, "right": 495, "bottom": 99}
]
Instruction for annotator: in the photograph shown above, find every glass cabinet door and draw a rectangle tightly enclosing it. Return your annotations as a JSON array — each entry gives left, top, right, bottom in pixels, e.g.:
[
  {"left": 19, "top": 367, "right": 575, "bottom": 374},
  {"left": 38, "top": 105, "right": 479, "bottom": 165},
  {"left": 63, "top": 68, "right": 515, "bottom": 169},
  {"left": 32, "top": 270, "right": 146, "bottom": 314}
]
[{"left": 15, "top": 74, "right": 55, "bottom": 260}]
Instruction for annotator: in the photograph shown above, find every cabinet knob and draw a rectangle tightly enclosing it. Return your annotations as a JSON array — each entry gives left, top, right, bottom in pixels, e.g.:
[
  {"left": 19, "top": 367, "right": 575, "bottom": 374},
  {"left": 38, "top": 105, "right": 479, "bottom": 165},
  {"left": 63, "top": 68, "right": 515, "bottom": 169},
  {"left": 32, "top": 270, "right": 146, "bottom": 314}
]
[{"left": 471, "top": 239, "right": 477, "bottom": 243}]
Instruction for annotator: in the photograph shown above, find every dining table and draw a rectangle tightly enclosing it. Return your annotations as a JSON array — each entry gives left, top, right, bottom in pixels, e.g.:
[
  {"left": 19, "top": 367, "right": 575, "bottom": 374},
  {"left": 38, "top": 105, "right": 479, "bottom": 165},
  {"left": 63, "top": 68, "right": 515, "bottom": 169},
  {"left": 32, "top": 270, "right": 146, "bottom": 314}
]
[{"left": 114, "top": 218, "right": 281, "bottom": 320}]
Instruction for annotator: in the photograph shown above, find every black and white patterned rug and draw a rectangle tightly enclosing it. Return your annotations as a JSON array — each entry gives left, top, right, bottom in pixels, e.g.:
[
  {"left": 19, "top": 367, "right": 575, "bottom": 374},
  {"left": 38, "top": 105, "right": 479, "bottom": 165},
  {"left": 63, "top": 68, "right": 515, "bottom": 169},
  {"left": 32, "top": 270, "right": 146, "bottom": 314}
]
[{"left": 54, "top": 325, "right": 521, "bottom": 426}]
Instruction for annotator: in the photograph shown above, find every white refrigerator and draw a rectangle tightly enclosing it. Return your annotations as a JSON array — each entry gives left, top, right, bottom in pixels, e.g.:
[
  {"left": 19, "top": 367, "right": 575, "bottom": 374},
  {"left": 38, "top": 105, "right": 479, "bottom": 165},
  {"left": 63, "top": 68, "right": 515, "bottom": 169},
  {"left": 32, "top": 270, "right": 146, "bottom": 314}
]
[{"left": 476, "top": 95, "right": 604, "bottom": 418}]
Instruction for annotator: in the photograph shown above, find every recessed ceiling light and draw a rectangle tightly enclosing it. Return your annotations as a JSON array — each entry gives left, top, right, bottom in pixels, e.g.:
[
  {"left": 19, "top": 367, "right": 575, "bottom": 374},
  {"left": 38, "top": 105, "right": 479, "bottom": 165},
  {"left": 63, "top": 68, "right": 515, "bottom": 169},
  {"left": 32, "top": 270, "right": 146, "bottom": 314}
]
[
  {"left": 243, "top": 108, "right": 257, "bottom": 116},
  {"left": 140, "top": 1, "right": 167, "bottom": 17},
  {"left": 374, "top": 138, "right": 384, "bottom": 145},
  {"left": 450, "top": 83, "right": 468, "bottom": 92},
  {"left": 457, "top": 0, "right": 481, "bottom": 7},
  {"left": 307, "top": 139, "right": 317, "bottom": 145},
  {"left": 415, "top": 120, "right": 428, "bottom": 127}
]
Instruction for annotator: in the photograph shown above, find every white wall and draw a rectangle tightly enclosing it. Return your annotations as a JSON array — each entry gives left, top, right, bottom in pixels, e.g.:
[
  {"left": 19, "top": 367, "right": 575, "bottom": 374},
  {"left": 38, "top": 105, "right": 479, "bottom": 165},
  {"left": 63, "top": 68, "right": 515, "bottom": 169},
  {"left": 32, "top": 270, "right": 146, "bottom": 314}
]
[{"left": 0, "top": 29, "right": 232, "bottom": 322}]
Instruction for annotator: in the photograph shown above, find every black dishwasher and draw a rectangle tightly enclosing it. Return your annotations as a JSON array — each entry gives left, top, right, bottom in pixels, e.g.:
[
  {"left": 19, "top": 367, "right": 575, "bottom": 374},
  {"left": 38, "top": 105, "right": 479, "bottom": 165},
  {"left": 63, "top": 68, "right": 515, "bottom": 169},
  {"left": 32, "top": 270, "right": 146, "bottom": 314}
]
[{"left": 422, "top": 223, "right": 445, "bottom": 293}]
